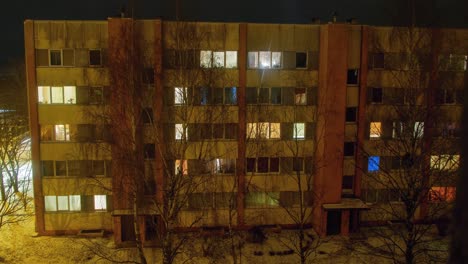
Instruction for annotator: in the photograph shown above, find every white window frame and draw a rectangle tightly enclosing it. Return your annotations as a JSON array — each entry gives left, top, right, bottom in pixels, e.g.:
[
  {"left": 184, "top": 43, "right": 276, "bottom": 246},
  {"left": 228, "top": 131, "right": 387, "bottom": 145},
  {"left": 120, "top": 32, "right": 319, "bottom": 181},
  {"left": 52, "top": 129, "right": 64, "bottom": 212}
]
[{"left": 94, "top": 195, "right": 107, "bottom": 211}]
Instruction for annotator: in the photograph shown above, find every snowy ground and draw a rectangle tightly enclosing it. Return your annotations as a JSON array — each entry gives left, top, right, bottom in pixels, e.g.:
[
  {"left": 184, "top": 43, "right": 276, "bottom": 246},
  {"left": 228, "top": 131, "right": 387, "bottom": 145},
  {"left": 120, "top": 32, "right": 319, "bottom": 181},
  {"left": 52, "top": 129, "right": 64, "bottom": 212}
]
[{"left": 0, "top": 216, "right": 449, "bottom": 264}]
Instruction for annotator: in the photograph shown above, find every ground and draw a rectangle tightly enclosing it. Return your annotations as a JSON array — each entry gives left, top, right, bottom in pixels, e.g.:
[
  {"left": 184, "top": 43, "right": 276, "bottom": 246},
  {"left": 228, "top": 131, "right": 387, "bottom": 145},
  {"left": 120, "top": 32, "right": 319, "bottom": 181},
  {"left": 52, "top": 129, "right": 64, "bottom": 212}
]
[{"left": 0, "top": 216, "right": 449, "bottom": 264}]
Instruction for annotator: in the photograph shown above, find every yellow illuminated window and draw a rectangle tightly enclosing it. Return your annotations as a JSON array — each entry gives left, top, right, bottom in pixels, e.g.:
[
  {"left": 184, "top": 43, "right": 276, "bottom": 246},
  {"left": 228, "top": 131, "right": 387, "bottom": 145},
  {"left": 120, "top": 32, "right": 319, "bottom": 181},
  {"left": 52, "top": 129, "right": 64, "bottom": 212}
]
[{"left": 370, "top": 122, "right": 381, "bottom": 138}]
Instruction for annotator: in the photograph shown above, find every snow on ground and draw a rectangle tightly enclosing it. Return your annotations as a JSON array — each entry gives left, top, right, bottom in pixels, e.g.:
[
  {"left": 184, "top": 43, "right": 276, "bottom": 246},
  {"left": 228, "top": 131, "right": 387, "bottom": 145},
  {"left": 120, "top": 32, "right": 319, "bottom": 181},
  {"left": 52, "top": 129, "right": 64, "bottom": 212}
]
[{"left": 0, "top": 215, "right": 449, "bottom": 264}]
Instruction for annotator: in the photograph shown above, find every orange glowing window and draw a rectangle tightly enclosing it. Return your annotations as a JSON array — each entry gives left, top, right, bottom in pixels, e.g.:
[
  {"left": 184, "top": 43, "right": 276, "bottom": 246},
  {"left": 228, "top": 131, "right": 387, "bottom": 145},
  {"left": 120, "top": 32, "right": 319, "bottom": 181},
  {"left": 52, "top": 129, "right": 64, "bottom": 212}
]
[{"left": 429, "top": 187, "right": 456, "bottom": 202}]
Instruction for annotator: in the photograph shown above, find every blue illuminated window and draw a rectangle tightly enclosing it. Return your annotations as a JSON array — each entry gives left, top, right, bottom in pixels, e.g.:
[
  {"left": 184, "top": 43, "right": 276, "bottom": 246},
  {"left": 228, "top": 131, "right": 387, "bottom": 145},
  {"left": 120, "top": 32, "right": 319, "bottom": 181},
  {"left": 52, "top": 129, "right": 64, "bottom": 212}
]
[
  {"left": 368, "top": 156, "right": 380, "bottom": 172},
  {"left": 225, "top": 87, "right": 237, "bottom": 105}
]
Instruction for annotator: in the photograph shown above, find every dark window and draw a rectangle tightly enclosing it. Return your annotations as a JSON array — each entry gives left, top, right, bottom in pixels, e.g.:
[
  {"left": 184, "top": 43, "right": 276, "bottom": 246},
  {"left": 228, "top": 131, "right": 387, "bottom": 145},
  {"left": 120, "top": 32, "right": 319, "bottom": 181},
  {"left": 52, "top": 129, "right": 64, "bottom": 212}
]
[
  {"left": 144, "top": 144, "right": 155, "bottom": 159},
  {"left": 345, "top": 107, "right": 357, "bottom": 122},
  {"left": 246, "top": 158, "right": 256, "bottom": 173},
  {"left": 36, "top": 49, "right": 49, "bottom": 66},
  {"left": 141, "top": 108, "right": 153, "bottom": 124},
  {"left": 270, "top": 87, "right": 282, "bottom": 104},
  {"left": 62, "top": 49, "right": 74, "bottom": 66},
  {"left": 347, "top": 69, "right": 359, "bottom": 85},
  {"left": 224, "top": 87, "right": 237, "bottom": 104},
  {"left": 371, "top": 87, "right": 383, "bottom": 103},
  {"left": 246, "top": 87, "right": 257, "bottom": 104},
  {"left": 213, "top": 124, "right": 224, "bottom": 139},
  {"left": 344, "top": 142, "right": 355, "bottom": 156},
  {"left": 199, "top": 87, "right": 211, "bottom": 105},
  {"left": 213, "top": 88, "right": 223, "bottom": 105},
  {"left": 257, "top": 157, "right": 269, "bottom": 173},
  {"left": 145, "top": 216, "right": 158, "bottom": 241},
  {"left": 342, "top": 175, "right": 354, "bottom": 189},
  {"left": 258, "top": 88, "right": 269, "bottom": 104},
  {"left": 200, "top": 124, "right": 212, "bottom": 139},
  {"left": 293, "top": 158, "right": 303, "bottom": 172},
  {"left": 50, "top": 50, "right": 62, "bottom": 66},
  {"left": 270, "top": 158, "right": 280, "bottom": 172},
  {"left": 225, "top": 123, "right": 237, "bottom": 140},
  {"left": 41, "top": 161, "right": 54, "bottom": 176},
  {"left": 143, "top": 68, "right": 154, "bottom": 84},
  {"left": 89, "top": 87, "right": 103, "bottom": 104},
  {"left": 55, "top": 161, "right": 67, "bottom": 176},
  {"left": 89, "top": 50, "right": 102, "bottom": 66},
  {"left": 296, "top": 52, "right": 307, "bottom": 68},
  {"left": 93, "top": 160, "right": 105, "bottom": 176},
  {"left": 68, "top": 161, "right": 81, "bottom": 176},
  {"left": 372, "top": 53, "right": 384, "bottom": 69}
]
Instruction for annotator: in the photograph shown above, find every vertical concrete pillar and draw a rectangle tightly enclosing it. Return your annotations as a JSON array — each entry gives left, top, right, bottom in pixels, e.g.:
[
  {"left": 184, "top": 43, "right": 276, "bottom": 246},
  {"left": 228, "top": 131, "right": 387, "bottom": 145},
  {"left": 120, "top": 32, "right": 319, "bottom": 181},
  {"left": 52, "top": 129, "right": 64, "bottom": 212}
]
[
  {"left": 354, "top": 26, "right": 369, "bottom": 198},
  {"left": 341, "top": 210, "right": 350, "bottom": 236},
  {"left": 154, "top": 19, "right": 165, "bottom": 205},
  {"left": 24, "top": 20, "right": 45, "bottom": 234},
  {"left": 237, "top": 23, "right": 247, "bottom": 226},
  {"left": 313, "top": 24, "right": 349, "bottom": 236}
]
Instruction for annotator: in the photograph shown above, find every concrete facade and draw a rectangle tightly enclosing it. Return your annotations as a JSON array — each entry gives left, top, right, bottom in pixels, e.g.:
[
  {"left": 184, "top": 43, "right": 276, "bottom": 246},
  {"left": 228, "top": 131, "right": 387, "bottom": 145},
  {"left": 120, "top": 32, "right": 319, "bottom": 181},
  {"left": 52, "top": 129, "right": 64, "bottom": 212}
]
[{"left": 24, "top": 19, "right": 466, "bottom": 243}]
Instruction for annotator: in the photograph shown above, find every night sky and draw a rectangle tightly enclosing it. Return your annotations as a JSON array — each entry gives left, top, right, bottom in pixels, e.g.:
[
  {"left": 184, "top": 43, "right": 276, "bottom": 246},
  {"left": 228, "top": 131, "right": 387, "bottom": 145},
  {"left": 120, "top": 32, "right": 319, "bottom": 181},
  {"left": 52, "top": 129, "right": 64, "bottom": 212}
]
[{"left": 0, "top": 0, "right": 467, "bottom": 65}]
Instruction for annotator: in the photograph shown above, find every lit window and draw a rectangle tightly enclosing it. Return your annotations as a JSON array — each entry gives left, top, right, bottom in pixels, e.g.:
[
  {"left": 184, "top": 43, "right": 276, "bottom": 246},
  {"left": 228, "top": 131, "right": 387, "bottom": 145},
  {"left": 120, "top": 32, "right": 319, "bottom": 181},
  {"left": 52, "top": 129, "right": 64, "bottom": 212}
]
[
  {"left": 429, "top": 187, "right": 456, "bottom": 202},
  {"left": 258, "top": 122, "right": 269, "bottom": 138},
  {"left": 368, "top": 156, "right": 380, "bottom": 172},
  {"left": 200, "top": 50, "right": 212, "bottom": 68},
  {"left": 270, "top": 123, "right": 281, "bottom": 139},
  {"left": 431, "top": 155, "right": 459, "bottom": 170},
  {"left": 213, "top": 51, "right": 225, "bottom": 67},
  {"left": 295, "top": 88, "right": 306, "bottom": 105},
  {"left": 248, "top": 52, "right": 258, "bottom": 68},
  {"left": 259, "top": 51, "right": 271, "bottom": 68},
  {"left": 175, "top": 159, "right": 188, "bottom": 175},
  {"left": 57, "top": 195, "right": 69, "bottom": 211},
  {"left": 69, "top": 195, "right": 81, "bottom": 211},
  {"left": 293, "top": 123, "right": 305, "bottom": 139},
  {"left": 247, "top": 123, "right": 280, "bottom": 139},
  {"left": 214, "top": 159, "right": 236, "bottom": 174},
  {"left": 174, "top": 87, "right": 187, "bottom": 104},
  {"left": 225, "top": 51, "right": 237, "bottom": 68},
  {"left": 38, "top": 86, "right": 76, "bottom": 104},
  {"left": 51, "top": 86, "right": 64, "bottom": 103},
  {"left": 44, "top": 196, "right": 57, "bottom": 211},
  {"left": 94, "top": 195, "right": 107, "bottom": 210},
  {"left": 55, "top": 124, "right": 70, "bottom": 141},
  {"left": 247, "top": 123, "right": 257, "bottom": 139},
  {"left": 50, "top": 50, "right": 62, "bottom": 66},
  {"left": 370, "top": 122, "right": 381, "bottom": 139},
  {"left": 38, "top": 86, "right": 51, "bottom": 104},
  {"left": 414, "top": 122, "right": 424, "bottom": 138},
  {"left": 175, "top": 124, "right": 186, "bottom": 140},
  {"left": 64, "top": 86, "right": 76, "bottom": 104},
  {"left": 272, "top": 52, "right": 282, "bottom": 68}
]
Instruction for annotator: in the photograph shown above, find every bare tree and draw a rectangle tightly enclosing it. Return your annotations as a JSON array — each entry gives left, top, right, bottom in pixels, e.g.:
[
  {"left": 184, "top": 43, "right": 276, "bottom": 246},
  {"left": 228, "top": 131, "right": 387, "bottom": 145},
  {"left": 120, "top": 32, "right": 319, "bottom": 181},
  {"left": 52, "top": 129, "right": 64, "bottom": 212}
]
[
  {"left": 353, "top": 24, "right": 463, "bottom": 264},
  {"left": 0, "top": 60, "right": 31, "bottom": 230}
]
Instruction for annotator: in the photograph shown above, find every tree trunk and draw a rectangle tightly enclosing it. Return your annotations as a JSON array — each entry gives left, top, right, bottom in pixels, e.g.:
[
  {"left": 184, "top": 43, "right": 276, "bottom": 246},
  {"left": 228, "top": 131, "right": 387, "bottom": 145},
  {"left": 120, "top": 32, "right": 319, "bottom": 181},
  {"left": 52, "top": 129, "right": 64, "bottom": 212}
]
[
  {"left": 133, "top": 193, "right": 147, "bottom": 264},
  {"left": 0, "top": 172, "right": 6, "bottom": 201}
]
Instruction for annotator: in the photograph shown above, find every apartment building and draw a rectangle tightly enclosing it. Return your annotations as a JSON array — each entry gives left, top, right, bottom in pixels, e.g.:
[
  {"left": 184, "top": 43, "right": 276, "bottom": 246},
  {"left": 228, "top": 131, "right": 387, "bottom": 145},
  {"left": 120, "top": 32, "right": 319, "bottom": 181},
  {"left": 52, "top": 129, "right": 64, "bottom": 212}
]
[{"left": 24, "top": 19, "right": 466, "bottom": 244}]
